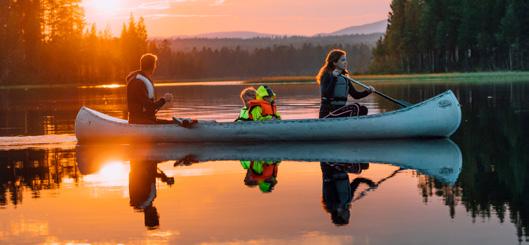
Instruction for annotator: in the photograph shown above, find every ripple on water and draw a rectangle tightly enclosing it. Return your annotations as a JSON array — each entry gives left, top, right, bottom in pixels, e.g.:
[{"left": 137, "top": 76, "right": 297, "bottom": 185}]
[{"left": 0, "top": 134, "right": 77, "bottom": 150}]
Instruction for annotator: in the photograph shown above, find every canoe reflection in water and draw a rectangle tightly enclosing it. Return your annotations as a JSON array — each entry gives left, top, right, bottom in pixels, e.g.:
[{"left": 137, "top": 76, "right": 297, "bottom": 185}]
[
  {"left": 128, "top": 160, "right": 174, "bottom": 230},
  {"left": 77, "top": 139, "right": 462, "bottom": 227}
]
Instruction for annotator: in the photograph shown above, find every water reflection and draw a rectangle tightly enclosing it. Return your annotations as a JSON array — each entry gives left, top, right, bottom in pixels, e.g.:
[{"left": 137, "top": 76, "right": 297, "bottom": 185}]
[
  {"left": 0, "top": 148, "right": 78, "bottom": 207},
  {"left": 3, "top": 81, "right": 529, "bottom": 242},
  {"left": 2, "top": 135, "right": 529, "bottom": 242},
  {"left": 77, "top": 157, "right": 176, "bottom": 230},
  {"left": 129, "top": 161, "right": 174, "bottom": 230},
  {"left": 76, "top": 139, "right": 462, "bottom": 186},
  {"left": 241, "top": 160, "right": 280, "bottom": 193},
  {"left": 322, "top": 163, "right": 369, "bottom": 225},
  {"left": 75, "top": 140, "right": 462, "bottom": 228}
]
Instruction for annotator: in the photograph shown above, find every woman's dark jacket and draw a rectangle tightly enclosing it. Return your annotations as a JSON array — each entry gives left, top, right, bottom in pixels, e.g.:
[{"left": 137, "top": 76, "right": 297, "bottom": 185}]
[
  {"left": 319, "top": 71, "right": 370, "bottom": 118},
  {"left": 319, "top": 72, "right": 370, "bottom": 102}
]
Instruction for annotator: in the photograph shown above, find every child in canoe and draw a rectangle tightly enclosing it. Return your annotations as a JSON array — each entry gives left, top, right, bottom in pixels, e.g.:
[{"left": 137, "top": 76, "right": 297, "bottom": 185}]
[
  {"left": 236, "top": 85, "right": 281, "bottom": 121},
  {"left": 235, "top": 87, "right": 257, "bottom": 121}
]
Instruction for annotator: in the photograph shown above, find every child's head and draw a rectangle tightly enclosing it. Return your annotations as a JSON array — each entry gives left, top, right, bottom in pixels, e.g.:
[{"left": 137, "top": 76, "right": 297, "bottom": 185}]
[
  {"left": 256, "top": 85, "right": 276, "bottom": 103},
  {"left": 263, "top": 96, "right": 273, "bottom": 103},
  {"left": 240, "top": 87, "right": 257, "bottom": 106}
]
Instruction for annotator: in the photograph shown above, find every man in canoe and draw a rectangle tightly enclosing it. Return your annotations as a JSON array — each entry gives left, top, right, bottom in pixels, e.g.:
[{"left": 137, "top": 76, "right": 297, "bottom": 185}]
[
  {"left": 127, "top": 53, "right": 197, "bottom": 127},
  {"left": 127, "top": 53, "right": 173, "bottom": 124}
]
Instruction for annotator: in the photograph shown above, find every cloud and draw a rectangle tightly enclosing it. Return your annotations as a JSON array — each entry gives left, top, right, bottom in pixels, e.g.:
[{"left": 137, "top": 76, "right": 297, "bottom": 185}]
[
  {"left": 135, "top": 0, "right": 188, "bottom": 10},
  {"left": 133, "top": 0, "right": 224, "bottom": 11},
  {"left": 103, "top": 13, "right": 226, "bottom": 22},
  {"left": 142, "top": 13, "right": 228, "bottom": 20},
  {"left": 195, "top": 232, "right": 354, "bottom": 245},
  {"left": 211, "top": 0, "right": 225, "bottom": 6}
]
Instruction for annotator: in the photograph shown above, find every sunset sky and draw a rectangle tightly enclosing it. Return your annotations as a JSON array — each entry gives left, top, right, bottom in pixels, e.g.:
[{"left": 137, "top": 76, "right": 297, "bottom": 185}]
[{"left": 82, "top": 0, "right": 392, "bottom": 37}]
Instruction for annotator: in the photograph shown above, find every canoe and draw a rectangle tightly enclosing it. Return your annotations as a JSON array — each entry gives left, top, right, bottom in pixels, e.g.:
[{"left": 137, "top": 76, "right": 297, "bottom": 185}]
[
  {"left": 75, "top": 90, "right": 461, "bottom": 143},
  {"left": 76, "top": 139, "right": 462, "bottom": 184}
]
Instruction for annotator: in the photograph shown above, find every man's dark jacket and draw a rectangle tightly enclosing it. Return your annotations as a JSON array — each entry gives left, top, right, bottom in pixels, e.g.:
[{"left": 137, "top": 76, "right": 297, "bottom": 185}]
[{"left": 126, "top": 71, "right": 166, "bottom": 124}]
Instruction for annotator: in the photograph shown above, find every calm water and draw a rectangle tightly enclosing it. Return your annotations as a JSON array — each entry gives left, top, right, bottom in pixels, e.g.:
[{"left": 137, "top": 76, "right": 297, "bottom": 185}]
[{"left": 0, "top": 80, "right": 528, "bottom": 244}]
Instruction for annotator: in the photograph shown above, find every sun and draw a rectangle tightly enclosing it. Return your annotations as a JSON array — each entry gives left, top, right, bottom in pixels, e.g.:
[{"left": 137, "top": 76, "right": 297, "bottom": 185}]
[{"left": 83, "top": 0, "right": 122, "bottom": 22}]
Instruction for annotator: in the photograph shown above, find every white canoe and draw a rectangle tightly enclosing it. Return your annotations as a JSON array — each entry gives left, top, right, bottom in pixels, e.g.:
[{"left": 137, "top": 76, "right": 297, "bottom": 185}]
[
  {"left": 75, "top": 90, "right": 461, "bottom": 143},
  {"left": 76, "top": 139, "right": 462, "bottom": 184}
]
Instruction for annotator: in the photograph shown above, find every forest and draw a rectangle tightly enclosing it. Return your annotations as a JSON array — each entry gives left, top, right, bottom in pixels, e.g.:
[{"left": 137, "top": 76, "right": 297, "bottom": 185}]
[
  {"left": 370, "top": 0, "right": 529, "bottom": 73},
  {"left": 0, "top": 0, "right": 375, "bottom": 85},
  {"left": 4, "top": 0, "right": 528, "bottom": 84}
]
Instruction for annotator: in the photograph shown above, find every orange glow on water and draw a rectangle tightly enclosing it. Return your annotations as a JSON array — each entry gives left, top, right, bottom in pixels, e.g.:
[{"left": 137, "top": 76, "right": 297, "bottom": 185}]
[
  {"left": 83, "top": 161, "right": 130, "bottom": 187},
  {"left": 79, "top": 84, "right": 124, "bottom": 89}
]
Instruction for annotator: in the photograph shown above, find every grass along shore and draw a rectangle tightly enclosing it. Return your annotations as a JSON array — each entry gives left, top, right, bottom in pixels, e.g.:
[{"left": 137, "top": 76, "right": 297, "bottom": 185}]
[
  {"left": 254, "top": 71, "right": 529, "bottom": 84},
  {"left": 2, "top": 71, "right": 529, "bottom": 90}
]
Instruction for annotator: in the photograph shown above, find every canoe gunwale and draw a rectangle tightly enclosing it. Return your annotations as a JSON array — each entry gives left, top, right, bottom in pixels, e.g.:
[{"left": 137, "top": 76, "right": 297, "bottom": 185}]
[
  {"left": 79, "top": 90, "right": 459, "bottom": 128},
  {"left": 75, "top": 89, "right": 461, "bottom": 142}
]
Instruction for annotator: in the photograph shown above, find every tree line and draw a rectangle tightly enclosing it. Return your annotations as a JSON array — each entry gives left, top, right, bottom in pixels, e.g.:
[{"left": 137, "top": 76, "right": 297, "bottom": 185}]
[
  {"left": 0, "top": 0, "right": 374, "bottom": 85},
  {"left": 0, "top": 0, "right": 149, "bottom": 85},
  {"left": 414, "top": 82, "right": 529, "bottom": 241},
  {"left": 151, "top": 42, "right": 373, "bottom": 80},
  {"left": 370, "top": 0, "right": 529, "bottom": 73},
  {"left": 165, "top": 34, "right": 382, "bottom": 52}
]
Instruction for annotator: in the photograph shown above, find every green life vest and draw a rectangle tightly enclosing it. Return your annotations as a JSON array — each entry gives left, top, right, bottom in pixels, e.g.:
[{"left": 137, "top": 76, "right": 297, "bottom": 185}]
[{"left": 236, "top": 107, "right": 252, "bottom": 121}]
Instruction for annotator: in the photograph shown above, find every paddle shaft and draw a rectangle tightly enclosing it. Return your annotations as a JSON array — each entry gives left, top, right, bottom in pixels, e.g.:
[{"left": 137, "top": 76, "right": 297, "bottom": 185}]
[
  {"left": 341, "top": 75, "right": 409, "bottom": 108},
  {"left": 352, "top": 169, "right": 403, "bottom": 203}
]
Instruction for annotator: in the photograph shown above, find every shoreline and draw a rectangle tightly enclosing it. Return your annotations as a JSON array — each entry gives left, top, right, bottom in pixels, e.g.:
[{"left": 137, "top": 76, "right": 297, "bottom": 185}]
[{"left": 2, "top": 71, "right": 529, "bottom": 90}]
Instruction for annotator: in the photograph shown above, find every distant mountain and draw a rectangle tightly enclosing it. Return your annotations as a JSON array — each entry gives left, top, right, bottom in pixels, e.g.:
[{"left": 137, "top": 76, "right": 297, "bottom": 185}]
[
  {"left": 165, "top": 20, "right": 388, "bottom": 39},
  {"left": 318, "top": 20, "right": 388, "bottom": 36},
  {"left": 165, "top": 33, "right": 383, "bottom": 52},
  {"left": 190, "top": 31, "right": 278, "bottom": 39}
]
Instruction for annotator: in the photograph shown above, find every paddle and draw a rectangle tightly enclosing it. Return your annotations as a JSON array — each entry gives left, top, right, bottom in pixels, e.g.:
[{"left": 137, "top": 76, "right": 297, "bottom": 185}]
[
  {"left": 340, "top": 75, "right": 413, "bottom": 108},
  {"left": 351, "top": 168, "right": 403, "bottom": 203}
]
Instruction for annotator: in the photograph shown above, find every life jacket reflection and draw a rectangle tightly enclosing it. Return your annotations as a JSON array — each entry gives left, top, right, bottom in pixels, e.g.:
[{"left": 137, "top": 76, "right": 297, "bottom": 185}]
[{"left": 241, "top": 160, "right": 279, "bottom": 193}]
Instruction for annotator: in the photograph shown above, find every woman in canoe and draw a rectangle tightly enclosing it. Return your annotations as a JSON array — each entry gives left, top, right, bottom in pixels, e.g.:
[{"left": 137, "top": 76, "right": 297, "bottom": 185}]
[{"left": 317, "top": 49, "right": 374, "bottom": 118}]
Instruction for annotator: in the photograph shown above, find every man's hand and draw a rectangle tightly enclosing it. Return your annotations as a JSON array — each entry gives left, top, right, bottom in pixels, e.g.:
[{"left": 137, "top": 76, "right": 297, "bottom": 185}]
[{"left": 163, "top": 93, "right": 173, "bottom": 102}]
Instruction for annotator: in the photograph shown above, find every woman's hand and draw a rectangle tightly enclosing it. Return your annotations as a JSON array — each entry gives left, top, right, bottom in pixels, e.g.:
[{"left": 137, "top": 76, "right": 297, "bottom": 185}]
[
  {"left": 332, "top": 69, "right": 342, "bottom": 77},
  {"left": 163, "top": 93, "right": 174, "bottom": 102},
  {"left": 366, "top": 86, "right": 376, "bottom": 94}
]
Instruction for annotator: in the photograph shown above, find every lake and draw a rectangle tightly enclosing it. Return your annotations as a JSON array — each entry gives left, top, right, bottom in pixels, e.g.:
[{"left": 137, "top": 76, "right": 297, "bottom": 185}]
[{"left": 1, "top": 79, "right": 528, "bottom": 244}]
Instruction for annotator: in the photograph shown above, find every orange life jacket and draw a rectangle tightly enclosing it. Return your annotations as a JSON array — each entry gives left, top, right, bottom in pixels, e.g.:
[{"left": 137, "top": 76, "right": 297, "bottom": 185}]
[
  {"left": 248, "top": 162, "right": 279, "bottom": 182},
  {"left": 247, "top": 100, "right": 277, "bottom": 120}
]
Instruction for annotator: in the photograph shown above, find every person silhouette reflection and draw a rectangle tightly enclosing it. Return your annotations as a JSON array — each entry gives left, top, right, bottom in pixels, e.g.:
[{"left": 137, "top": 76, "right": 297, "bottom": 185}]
[
  {"left": 321, "top": 162, "right": 376, "bottom": 225},
  {"left": 240, "top": 160, "right": 280, "bottom": 193},
  {"left": 129, "top": 160, "right": 174, "bottom": 229}
]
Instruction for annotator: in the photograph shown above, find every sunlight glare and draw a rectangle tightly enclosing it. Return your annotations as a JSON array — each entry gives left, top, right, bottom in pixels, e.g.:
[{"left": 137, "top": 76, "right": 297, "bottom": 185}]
[
  {"left": 83, "top": 0, "right": 122, "bottom": 23},
  {"left": 83, "top": 161, "right": 130, "bottom": 187}
]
